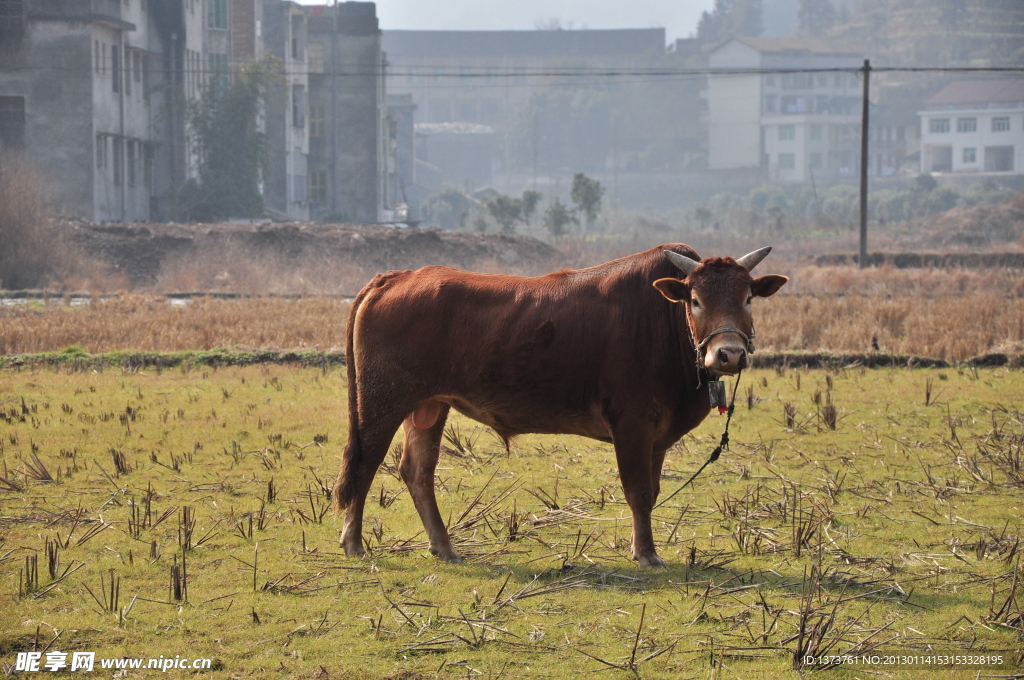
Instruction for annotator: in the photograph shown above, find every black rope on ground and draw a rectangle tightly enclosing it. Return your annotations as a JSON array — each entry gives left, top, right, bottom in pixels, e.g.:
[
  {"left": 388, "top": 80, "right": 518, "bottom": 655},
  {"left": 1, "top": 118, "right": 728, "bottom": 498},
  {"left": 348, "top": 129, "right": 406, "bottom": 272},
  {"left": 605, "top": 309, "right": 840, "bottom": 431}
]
[{"left": 653, "top": 367, "right": 743, "bottom": 510}]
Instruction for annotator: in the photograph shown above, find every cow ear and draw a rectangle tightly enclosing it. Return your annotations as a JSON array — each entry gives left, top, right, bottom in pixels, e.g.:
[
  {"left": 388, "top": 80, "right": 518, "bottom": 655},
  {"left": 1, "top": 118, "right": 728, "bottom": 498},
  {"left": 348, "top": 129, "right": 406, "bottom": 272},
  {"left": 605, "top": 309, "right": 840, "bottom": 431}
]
[
  {"left": 751, "top": 275, "right": 788, "bottom": 298},
  {"left": 653, "top": 278, "right": 690, "bottom": 303}
]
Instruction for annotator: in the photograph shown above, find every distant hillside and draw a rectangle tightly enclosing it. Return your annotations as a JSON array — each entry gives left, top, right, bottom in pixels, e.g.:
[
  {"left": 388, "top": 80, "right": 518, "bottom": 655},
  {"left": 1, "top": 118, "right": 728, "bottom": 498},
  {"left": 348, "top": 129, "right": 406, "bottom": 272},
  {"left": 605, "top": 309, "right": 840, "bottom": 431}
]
[{"left": 827, "top": 0, "right": 1024, "bottom": 67}]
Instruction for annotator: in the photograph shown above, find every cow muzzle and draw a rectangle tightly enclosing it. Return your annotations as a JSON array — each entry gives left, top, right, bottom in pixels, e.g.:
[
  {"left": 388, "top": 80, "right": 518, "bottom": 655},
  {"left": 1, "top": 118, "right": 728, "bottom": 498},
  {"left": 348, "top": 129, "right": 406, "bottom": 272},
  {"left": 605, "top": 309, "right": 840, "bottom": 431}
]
[
  {"left": 695, "top": 325, "right": 755, "bottom": 377},
  {"left": 705, "top": 341, "right": 747, "bottom": 376}
]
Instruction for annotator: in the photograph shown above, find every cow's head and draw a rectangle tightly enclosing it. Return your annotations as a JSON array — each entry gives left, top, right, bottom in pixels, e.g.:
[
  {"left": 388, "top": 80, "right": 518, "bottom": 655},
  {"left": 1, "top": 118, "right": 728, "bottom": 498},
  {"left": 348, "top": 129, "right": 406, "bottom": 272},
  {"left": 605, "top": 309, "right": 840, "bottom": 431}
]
[{"left": 653, "top": 248, "right": 787, "bottom": 377}]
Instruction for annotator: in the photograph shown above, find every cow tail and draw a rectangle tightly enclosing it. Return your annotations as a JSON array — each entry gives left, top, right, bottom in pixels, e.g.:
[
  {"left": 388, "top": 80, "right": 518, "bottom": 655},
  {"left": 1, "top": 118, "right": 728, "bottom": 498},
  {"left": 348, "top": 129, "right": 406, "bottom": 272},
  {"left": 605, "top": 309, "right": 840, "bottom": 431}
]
[{"left": 334, "top": 285, "right": 370, "bottom": 513}]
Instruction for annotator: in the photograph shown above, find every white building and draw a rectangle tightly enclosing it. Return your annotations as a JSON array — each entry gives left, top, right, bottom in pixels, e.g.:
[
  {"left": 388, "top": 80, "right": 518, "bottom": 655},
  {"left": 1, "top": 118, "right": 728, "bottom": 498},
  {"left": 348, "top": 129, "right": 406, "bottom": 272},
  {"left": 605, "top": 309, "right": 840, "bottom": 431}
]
[
  {"left": 919, "top": 79, "right": 1024, "bottom": 175},
  {"left": 707, "top": 38, "right": 863, "bottom": 183}
]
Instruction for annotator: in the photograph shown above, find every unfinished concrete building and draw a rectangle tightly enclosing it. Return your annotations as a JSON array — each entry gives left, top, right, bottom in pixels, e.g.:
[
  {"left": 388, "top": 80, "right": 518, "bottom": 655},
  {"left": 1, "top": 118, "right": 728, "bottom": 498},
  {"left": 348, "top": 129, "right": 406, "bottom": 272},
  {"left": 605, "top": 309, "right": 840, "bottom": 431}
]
[
  {"left": 0, "top": 0, "right": 172, "bottom": 221},
  {"left": 306, "top": 2, "right": 384, "bottom": 223},
  {"left": 262, "top": 0, "right": 309, "bottom": 220},
  {"left": 1, "top": 0, "right": 387, "bottom": 223}
]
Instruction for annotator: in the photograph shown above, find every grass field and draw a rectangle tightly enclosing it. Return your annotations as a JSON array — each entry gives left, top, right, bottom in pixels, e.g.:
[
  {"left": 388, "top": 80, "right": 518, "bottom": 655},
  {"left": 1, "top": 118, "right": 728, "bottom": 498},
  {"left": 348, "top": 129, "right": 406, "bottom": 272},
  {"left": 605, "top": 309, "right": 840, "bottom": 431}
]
[{"left": 1, "top": 364, "right": 1022, "bottom": 678}]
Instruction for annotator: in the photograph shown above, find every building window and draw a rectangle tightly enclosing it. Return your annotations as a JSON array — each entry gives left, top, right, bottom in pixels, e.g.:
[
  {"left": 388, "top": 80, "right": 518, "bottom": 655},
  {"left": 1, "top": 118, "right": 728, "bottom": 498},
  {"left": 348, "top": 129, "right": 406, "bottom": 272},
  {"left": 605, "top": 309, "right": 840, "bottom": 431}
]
[
  {"left": 0, "top": 95, "right": 24, "bottom": 149},
  {"left": 209, "top": 52, "right": 228, "bottom": 92},
  {"left": 778, "top": 153, "right": 795, "bottom": 169},
  {"left": 124, "top": 50, "right": 131, "bottom": 96},
  {"left": 127, "top": 140, "right": 136, "bottom": 187},
  {"left": 834, "top": 74, "right": 842, "bottom": 88},
  {"left": 763, "top": 95, "right": 776, "bottom": 113},
  {"left": 985, "top": 146, "right": 1014, "bottom": 172},
  {"left": 144, "top": 143, "right": 154, "bottom": 189},
  {"left": 309, "top": 103, "right": 325, "bottom": 138},
  {"left": 780, "top": 95, "right": 804, "bottom": 113},
  {"left": 308, "top": 170, "right": 326, "bottom": 203},
  {"left": 765, "top": 74, "right": 775, "bottom": 87},
  {"left": 111, "top": 45, "right": 120, "bottom": 92},
  {"left": 133, "top": 52, "right": 141, "bottom": 84},
  {"left": 0, "top": 0, "right": 24, "bottom": 48},
  {"left": 992, "top": 116, "right": 1010, "bottom": 132},
  {"left": 963, "top": 147, "right": 976, "bottom": 163},
  {"left": 142, "top": 55, "right": 149, "bottom": 100},
  {"left": 809, "top": 124, "right": 822, "bottom": 141},
  {"left": 209, "top": 0, "right": 227, "bottom": 29},
  {"left": 929, "top": 118, "right": 949, "bottom": 134},
  {"left": 95, "top": 134, "right": 105, "bottom": 167},
  {"left": 112, "top": 138, "right": 123, "bottom": 187},
  {"left": 308, "top": 41, "right": 325, "bottom": 73},
  {"left": 817, "top": 75, "right": 827, "bottom": 88},
  {"left": 292, "top": 85, "right": 305, "bottom": 128},
  {"left": 94, "top": 40, "right": 101, "bottom": 73},
  {"left": 779, "top": 124, "right": 795, "bottom": 141},
  {"left": 809, "top": 152, "right": 822, "bottom": 169},
  {"left": 956, "top": 117, "right": 976, "bottom": 133}
]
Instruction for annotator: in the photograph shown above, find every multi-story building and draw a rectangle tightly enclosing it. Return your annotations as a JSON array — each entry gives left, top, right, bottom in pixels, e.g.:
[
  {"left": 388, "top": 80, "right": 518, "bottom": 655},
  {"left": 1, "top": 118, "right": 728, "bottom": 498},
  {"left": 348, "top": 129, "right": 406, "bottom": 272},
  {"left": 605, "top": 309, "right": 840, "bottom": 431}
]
[
  {"left": 382, "top": 28, "right": 667, "bottom": 189},
  {"left": 707, "top": 37, "right": 864, "bottom": 183},
  {"left": 0, "top": 0, "right": 171, "bottom": 222},
  {"left": 919, "top": 79, "right": 1024, "bottom": 175},
  {"left": 262, "top": 0, "right": 308, "bottom": 219},
  {"left": 0, "top": 0, "right": 386, "bottom": 223},
  {"left": 306, "top": 2, "right": 384, "bottom": 222}
]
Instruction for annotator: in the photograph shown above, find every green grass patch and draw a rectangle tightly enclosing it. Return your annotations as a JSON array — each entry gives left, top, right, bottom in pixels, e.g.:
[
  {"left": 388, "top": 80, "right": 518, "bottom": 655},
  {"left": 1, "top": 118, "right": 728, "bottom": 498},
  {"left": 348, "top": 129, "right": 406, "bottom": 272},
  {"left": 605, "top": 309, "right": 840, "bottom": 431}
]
[{"left": 0, "top": 365, "right": 1022, "bottom": 678}]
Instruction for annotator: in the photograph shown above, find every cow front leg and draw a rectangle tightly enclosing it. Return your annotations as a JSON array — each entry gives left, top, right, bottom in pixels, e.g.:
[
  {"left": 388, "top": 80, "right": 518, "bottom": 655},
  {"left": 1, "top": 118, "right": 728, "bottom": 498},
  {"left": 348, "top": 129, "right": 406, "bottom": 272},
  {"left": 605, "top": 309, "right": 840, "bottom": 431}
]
[
  {"left": 612, "top": 427, "right": 664, "bottom": 568},
  {"left": 399, "top": 402, "right": 461, "bottom": 562}
]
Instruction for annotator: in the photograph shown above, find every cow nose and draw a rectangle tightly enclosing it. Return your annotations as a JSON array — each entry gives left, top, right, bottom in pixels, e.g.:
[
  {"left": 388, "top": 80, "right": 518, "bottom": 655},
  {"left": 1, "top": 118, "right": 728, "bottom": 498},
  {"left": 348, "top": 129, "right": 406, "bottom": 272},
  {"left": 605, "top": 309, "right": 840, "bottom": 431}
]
[{"left": 714, "top": 347, "right": 747, "bottom": 372}]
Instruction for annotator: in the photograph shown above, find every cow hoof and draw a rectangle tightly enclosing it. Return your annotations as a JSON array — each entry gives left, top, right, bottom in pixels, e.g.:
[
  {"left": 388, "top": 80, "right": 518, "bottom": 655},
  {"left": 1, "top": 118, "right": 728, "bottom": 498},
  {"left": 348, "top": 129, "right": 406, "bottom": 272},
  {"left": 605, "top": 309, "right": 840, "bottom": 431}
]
[
  {"left": 343, "top": 541, "right": 366, "bottom": 558},
  {"left": 636, "top": 553, "right": 666, "bottom": 569},
  {"left": 430, "top": 546, "right": 463, "bottom": 563}
]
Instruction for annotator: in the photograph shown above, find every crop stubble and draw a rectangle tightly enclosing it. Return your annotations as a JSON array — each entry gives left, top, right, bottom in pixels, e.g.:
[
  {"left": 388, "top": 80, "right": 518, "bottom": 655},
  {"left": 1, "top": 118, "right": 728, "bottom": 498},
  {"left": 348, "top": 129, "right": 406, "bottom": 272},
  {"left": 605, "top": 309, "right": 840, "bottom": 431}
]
[{"left": 0, "top": 364, "right": 1022, "bottom": 678}]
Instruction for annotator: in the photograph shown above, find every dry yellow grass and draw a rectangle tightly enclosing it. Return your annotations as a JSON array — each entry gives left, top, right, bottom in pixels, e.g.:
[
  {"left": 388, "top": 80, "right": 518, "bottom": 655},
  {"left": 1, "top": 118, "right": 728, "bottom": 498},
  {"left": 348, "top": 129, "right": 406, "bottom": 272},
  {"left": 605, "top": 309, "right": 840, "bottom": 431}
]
[
  {"left": 757, "top": 291, "right": 1024, "bottom": 361},
  {"left": 2, "top": 266, "right": 1023, "bottom": 360},
  {"left": 0, "top": 295, "right": 349, "bottom": 354}
]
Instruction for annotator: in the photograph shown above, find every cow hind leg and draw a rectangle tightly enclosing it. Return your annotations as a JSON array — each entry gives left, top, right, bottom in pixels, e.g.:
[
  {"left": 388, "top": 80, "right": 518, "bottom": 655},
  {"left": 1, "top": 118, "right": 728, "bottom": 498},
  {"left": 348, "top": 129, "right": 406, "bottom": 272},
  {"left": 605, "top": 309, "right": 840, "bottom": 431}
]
[
  {"left": 340, "top": 413, "right": 407, "bottom": 558},
  {"left": 399, "top": 401, "right": 461, "bottom": 562}
]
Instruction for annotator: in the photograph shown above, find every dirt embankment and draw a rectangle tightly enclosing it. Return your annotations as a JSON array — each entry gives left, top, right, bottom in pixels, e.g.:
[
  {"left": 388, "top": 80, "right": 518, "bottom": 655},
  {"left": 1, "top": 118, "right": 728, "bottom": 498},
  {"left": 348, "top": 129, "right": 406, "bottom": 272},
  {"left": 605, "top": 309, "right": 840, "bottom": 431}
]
[{"left": 66, "top": 221, "right": 562, "bottom": 293}]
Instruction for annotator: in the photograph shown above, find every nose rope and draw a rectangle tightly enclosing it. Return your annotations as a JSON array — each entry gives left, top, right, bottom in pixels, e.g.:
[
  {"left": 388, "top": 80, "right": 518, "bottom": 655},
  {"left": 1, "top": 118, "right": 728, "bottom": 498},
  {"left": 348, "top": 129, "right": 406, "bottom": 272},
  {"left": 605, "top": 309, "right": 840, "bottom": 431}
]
[
  {"left": 691, "top": 323, "right": 757, "bottom": 387},
  {"left": 694, "top": 325, "right": 756, "bottom": 363},
  {"left": 654, "top": 366, "right": 743, "bottom": 510}
]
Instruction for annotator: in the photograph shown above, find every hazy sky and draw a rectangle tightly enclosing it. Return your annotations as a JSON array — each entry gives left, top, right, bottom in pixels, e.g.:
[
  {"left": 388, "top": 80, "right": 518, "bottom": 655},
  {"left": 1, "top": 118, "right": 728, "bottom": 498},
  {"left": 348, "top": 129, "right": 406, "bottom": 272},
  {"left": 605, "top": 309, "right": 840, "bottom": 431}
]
[{"left": 298, "top": 1, "right": 717, "bottom": 44}]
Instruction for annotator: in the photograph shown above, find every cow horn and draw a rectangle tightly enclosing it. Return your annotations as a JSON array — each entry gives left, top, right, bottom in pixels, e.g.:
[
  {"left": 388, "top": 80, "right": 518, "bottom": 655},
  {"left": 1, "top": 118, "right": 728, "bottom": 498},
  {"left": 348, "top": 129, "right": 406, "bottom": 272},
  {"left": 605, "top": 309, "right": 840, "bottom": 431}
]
[
  {"left": 663, "top": 250, "right": 699, "bottom": 276},
  {"left": 736, "top": 246, "right": 772, "bottom": 271}
]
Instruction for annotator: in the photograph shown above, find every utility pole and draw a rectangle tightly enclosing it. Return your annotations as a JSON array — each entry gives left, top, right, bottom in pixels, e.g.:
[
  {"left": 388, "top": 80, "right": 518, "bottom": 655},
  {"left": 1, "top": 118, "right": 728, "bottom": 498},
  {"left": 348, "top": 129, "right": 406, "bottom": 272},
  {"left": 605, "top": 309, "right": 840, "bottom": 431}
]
[
  {"left": 859, "top": 58, "right": 870, "bottom": 269},
  {"left": 330, "top": 0, "right": 338, "bottom": 216}
]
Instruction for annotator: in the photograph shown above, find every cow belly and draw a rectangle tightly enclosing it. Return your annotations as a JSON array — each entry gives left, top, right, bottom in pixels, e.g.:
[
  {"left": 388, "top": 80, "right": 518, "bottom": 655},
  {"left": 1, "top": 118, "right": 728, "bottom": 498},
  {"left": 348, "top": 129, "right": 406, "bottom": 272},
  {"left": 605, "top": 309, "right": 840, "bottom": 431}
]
[{"left": 444, "top": 395, "right": 610, "bottom": 440}]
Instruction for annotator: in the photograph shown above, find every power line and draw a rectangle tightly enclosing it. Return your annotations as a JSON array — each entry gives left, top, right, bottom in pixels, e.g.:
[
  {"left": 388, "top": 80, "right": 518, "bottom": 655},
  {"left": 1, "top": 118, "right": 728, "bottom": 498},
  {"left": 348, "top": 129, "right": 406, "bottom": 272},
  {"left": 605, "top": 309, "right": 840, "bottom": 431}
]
[{"left": 7, "top": 65, "right": 1024, "bottom": 79}]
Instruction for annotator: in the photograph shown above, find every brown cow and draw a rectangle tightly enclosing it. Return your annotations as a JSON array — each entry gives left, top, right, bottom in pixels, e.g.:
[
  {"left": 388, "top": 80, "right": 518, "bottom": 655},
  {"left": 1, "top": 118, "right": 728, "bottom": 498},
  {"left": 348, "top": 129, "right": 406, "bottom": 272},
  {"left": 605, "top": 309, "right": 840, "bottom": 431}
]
[{"left": 333, "top": 244, "right": 787, "bottom": 567}]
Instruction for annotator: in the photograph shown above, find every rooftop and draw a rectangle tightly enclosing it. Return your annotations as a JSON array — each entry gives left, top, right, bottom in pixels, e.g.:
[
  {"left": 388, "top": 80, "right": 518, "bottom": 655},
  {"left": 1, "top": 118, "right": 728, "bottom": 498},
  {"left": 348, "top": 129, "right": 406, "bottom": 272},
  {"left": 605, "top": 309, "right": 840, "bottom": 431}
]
[
  {"left": 924, "top": 79, "right": 1024, "bottom": 107},
  {"left": 723, "top": 37, "right": 861, "bottom": 57},
  {"left": 382, "top": 28, "right": 665, "bottom": 59}
]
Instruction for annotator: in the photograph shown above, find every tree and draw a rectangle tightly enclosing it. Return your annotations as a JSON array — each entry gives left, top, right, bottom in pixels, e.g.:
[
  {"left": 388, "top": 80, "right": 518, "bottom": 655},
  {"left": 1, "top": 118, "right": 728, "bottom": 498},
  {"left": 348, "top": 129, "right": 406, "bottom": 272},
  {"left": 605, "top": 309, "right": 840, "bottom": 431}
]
[
  {"left": 693, "top": 205, "right": 713, "bottom": 229},
  {"left": 913, "top": 173, "right": 938, "bottom": 193},
  {"left": 570, "top": 173, "right": 604, "bottom": 231},
  {"left": 183, "top": 57, "right": 283, "bottom": 221},
  {"left": 798, "top": 0, "right": 836, "bottom": 37},
  {"left": 543, "top": 198, "right": 575, "bottom": 237},
  {"left": 521, "top": 189, "right": 542, "bottom": 225},
  {"left": 421, "top": 185, "right": 474, "bottom": 230},
  {"left": 697, "top": 0, "right": 763, "bottom": 46},
  {"left": 485, "top": 194, "right": 523, "bottom": 234}
]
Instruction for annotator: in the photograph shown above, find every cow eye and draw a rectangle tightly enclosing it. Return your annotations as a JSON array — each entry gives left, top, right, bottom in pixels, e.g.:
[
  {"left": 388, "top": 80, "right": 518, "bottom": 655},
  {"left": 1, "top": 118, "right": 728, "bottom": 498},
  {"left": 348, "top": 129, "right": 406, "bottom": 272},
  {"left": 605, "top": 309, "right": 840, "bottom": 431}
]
[
  {"left": 746, "top": 296, "right": 753, "bottom": 305},
  {"left": 691, "top": 298, "right": 701, "bottom": 308}
]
